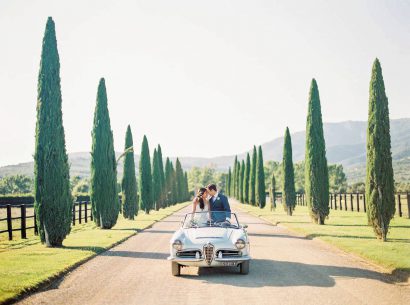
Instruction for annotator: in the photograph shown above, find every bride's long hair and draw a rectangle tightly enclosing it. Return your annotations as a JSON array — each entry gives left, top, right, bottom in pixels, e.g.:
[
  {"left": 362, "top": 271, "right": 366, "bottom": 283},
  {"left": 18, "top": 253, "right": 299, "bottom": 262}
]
[{"left": 196, "top": 187, "right": 207, "bottom": 210}]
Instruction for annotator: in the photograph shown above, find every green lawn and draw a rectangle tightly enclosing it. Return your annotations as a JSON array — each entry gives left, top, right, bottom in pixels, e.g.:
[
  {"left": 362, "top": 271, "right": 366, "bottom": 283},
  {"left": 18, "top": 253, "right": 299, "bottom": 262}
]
[
  {"left": 237, "top": 202, "right": 410, "bottom": 278},
  {"left": 0, "top": 202, "right": 189, "bottom": 304}
]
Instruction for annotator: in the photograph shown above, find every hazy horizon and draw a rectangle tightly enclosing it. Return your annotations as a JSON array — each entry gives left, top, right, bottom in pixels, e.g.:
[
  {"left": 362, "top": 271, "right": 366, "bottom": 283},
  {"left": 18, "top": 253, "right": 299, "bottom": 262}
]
[{"left": 1, "top": 0, "right": 410, "bottom": 166}]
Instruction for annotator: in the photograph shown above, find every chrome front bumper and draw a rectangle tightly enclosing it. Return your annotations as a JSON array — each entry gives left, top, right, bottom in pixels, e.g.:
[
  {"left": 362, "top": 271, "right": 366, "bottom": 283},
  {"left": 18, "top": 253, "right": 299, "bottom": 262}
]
[{"left": 167, "top": 255, "right": 251, "bottom": 267}]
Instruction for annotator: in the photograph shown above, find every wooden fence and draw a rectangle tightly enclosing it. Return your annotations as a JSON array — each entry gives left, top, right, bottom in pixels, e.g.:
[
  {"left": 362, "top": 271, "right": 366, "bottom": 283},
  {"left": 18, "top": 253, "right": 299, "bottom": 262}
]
[
  {"left": 0, "top": 201, "right": 92, "bottom": 241},
  {"left": 269, "top": 192, "right": 410, "bottom": 218}
]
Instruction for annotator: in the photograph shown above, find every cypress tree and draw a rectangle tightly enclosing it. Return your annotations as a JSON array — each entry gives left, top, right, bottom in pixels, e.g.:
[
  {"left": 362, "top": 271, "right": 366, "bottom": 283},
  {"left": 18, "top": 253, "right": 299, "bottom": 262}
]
[
  {"left": 164, "top": 158, "right": 172, "bottom": 206},
  {"left": 235, "top": 160, "right": 240, "bottom": 199},
  {"left": 34, "top": 17, "right": 72, "bottom": 246},
  {"left": 170, "top": 162, "right": 178, "bottom": 204},
  {"left": 227, "top": 167, "right": 232, "bottom": 197},
  {"left": 184, "top": 171, "right": 190, "bottom": 200},
  {"left": 152, "top": 148, "right": 161, "bottom": 211},
  {"left": 366, "top": 59, "right": 395, "bottom": 241},
  {"left": 90, "top": 78, "right": 119, "bottom": 229},
  {"left": 304, "top": 79, "right": 329, "bottom": 224},
  {"left": 240, "top": 160, "right": 245, "bottom": 203},
  {"left": 249, "top": 146, "right": 257, "bottom": 205},
  {"left": 121, "top": 125, "right": 138, "bottom": 219},
  {"left": 243, "top": 153, "right": 251, "bottom": 204},
  {"left": 256, "top": 146, "right": 266, "bottom": 208},
  {"left": 139, "top": 135, "right": 153, "bottom": 213},
  {"left": 232, "top": 156, "right": 238, "bottom": 198},
  {"left": 157, "top": 145, "right": 165, "bottom": 208},
  {"left": 282, "top": 127, "right": 296, "bottom": 215},
  {"left": 175, "top": 158, "right": 185, "bottom": 202},
  {"left": 269, "top": 173, "right": 276, "bottom": 210}
]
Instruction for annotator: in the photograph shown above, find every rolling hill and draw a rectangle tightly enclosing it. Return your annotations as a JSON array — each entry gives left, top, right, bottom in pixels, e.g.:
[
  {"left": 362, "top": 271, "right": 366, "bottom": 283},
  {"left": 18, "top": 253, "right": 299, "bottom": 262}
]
[{"left": 1, "top": 118, "right": 410, "bottom": 183}]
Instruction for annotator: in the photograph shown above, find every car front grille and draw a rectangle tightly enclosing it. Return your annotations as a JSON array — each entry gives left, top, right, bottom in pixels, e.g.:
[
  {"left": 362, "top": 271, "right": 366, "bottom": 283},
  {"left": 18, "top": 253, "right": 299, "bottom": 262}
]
[
  {"left": 203, "top": 243, "right": 214, "bottom": 265},
  {"left": 176, "top": 250, "right": 201, "bottom": 258},
  {"left": 217, "top": 249, "right": 242, "bottom": 258}
]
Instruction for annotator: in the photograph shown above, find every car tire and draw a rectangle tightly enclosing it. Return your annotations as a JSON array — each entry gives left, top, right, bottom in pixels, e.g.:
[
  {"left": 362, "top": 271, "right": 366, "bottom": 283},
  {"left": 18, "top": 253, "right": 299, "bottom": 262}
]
[
  {"left": 240, "top": 261, "right": 249, "bottom": 275},
  {"left": 171, "top": 262, "right": 181, "bottom": 276}
]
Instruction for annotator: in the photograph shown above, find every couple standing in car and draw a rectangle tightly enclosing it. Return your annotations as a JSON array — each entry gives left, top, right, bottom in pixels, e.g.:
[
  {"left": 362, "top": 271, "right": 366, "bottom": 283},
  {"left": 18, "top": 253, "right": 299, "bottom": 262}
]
[{"left": 192, "top": 184, "right": 231, "bottom": 223}]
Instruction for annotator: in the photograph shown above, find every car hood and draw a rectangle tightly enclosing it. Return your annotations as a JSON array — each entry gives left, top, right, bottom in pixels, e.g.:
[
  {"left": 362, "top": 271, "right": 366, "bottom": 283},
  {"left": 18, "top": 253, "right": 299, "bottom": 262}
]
[{"left": 184, "top": 227, "right": 233, "bottom": 241}]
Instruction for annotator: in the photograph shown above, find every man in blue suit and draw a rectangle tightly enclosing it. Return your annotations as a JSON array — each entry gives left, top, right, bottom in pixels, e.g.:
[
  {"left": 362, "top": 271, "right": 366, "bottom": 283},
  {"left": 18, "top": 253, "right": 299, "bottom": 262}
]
[{"left": 206, "top": 184, "right": 231, "bottom": 223}]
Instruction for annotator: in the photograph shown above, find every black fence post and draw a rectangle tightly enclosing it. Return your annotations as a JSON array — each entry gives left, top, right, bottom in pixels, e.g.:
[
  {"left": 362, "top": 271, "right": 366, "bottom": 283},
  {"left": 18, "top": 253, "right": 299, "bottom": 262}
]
[
  {"left": 330, "top": 194, "right": 333, "bottom": 209},
  {"left": 407, "top": 193, "right": 410, "bottom": 219},
  {"left": 339, "top": 194, "right": 343, "bottom": 210},
  {"left": 79, "top": 202, "right": 82, "bottom": 224},
  {"left": 20, "top": 204, "right": 27, "bottom": 239},
  {"left": 363, "top": 193, "right": 366, "bottom": 213},
  {"left": 356, "top": 193, "right": 360, "bottom": 212},
  {"left": 6, "top": 204, "right": 13, "bottom": 241},
  {"left": 84, "top": 201, "right": 88, "bottom": 223},
  {"left": 34, "top": 210, "right": 38, "bottom": 235},
  {"left": 334, "top": 194, "right": 337, "bottom": 210},
  {"left": 350, "top": 193, "right": 353, "bottom": 211},
  {"left": 72, "top": 204, "right": 76, "bottom": 225},
  {"left": 90, "top": 201, "right": 93, "bottom": 221},
  {"left": 397, "top": 194, "right": 402, "bottom": 217},
  {"left": 344, "top": 193, "right": 347, "bottom": 211}
]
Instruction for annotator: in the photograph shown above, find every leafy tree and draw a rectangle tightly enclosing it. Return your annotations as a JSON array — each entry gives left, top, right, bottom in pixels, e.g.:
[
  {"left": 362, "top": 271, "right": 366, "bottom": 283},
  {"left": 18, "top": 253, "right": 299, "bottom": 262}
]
[
  {"left": 328, "top": 164, "right": 347, "bottom": 192},
  {"left": 139, "top": 135, "right": 153, "bottom": 213},
  {"left": 366, "top": 59, "right": 395, "bottom": 241},
  {"left": 121, "top": 125, "right": 138, "bottom": 219},
  {"left": 157, "top": 145, "right": 166, "bottom": 207},
  {"left": 282, "top": 127, "right": 296, "bottom": 215},
  {"left": 256, "top": 146, "right": 266, "bottom": 208},
  {"left": 305, "top": 79, "right": 329, "bottom": 224},
  {"left": 72, "top": 179, "right": 89, "bottom": 195},
  {"left": 34, "top": 17, "right": 72, "bottom": 246},
  {"left": 240, "top": 160, "right": 245, "bottom": 202},
  {"left": 90, "top": 78, "right": 119, "bottom": 229},
  {"left": 269, "top": 173, "right": 276, "bottom": 210},
  {"left": 0, "top": 175, "right": 33, "bottom": 195},
  {"left": 243, "top": 153, "right": 251, "bottom": 203},
  {"left": 152, "top": 148, "right": 161, "bottom": 210},
  {"left": 249, "top": 146, "right": 257, "bottom": 205}
]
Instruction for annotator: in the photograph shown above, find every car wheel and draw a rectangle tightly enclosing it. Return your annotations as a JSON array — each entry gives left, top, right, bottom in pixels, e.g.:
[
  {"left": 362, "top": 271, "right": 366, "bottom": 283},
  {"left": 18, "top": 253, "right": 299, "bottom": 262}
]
[
  {"left": 171, "top": 262, "right": 181, "bottom": 276},
  {"left": 240, "top": 261, "right": 249, "bottom": 275}
]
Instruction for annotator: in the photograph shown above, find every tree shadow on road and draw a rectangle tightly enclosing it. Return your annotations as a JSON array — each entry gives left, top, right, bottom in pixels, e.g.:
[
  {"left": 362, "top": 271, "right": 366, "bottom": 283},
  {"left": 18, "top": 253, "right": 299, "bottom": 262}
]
[
  {"left": 181, "top": 259, "right": 398, "bottom": 287},
  {"left": 102, "top": 250, "right": 169, "bottom": 259}
]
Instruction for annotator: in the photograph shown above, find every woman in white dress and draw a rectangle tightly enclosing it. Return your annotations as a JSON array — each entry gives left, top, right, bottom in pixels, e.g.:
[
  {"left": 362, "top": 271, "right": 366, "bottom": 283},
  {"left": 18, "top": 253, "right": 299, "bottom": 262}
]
[{"left": 192, "top": 187, "right": 210, "bottom": 224}]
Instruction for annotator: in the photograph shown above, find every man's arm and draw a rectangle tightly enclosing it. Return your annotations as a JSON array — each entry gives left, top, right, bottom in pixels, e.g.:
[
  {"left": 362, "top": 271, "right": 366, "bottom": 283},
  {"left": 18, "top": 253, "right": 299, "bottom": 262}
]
[{"left": 222, "top": 195, "right": 231, "bottom": 220}]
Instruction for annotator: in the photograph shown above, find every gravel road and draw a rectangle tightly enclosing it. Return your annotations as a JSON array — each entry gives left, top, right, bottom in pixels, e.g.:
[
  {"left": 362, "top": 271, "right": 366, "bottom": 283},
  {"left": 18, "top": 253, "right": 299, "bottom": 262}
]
[{"left": 17, "top": 204, "right": 410, "bottom": 305}]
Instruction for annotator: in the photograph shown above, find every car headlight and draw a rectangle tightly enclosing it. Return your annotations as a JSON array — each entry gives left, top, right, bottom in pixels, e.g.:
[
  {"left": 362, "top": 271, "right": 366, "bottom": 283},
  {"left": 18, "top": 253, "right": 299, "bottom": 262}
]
[
  {"left": 235, "top": 239, "right": 246, "bottom": 249},
  {"left": 172, "top": 240, "right": 183, "bottom": 251}
]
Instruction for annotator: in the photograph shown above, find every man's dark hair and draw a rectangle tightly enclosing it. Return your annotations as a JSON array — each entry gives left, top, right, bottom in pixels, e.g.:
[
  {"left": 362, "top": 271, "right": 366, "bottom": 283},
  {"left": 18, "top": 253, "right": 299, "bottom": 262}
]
[{"left": 207, "top": 184, "right": 217, "bottom": 192}]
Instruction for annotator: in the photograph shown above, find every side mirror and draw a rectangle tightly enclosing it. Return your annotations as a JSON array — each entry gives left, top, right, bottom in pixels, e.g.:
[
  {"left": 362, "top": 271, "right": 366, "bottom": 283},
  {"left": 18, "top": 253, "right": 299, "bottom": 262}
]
[{"left": 242, "top": 224, "right": 248, "bottom": 229}]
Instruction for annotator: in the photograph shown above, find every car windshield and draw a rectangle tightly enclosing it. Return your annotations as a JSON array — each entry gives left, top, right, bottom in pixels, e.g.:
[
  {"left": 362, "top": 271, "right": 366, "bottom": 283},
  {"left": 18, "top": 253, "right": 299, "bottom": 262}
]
[{"left": 182, "top": 212, "right": 240, "bottom": 229}]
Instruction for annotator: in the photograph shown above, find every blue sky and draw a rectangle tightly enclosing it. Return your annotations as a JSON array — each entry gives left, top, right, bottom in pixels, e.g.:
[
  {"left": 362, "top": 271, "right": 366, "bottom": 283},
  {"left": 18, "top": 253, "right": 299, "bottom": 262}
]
[{"left": 0, "top": 0, "right": 410, "bottom": 166}]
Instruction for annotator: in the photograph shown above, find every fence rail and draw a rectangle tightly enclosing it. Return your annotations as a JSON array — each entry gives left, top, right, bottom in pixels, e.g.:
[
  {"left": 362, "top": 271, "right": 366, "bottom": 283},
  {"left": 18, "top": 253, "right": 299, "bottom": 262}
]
[
  {"left": 0, "top": 201, "right": 92, "bottom": 241},
  {"left": 269, "top": 192, "right": 410, "bottom": 218}
]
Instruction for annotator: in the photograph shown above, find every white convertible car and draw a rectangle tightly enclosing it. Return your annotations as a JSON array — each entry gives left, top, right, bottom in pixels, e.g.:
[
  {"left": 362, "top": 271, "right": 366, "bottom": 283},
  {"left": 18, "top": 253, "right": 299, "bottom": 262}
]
[{"left": 168, "top": 211, "right": 251, "bottom": 276}]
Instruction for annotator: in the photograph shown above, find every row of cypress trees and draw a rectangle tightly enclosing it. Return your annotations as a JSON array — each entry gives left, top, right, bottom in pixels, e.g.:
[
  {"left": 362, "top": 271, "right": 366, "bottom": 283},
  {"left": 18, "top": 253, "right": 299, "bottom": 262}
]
[
  {"left": 33, "top": 18, "right": 190, "bottom": 246},
  {"left": 227, "top": 146, "right": 266, "bottom": 208}
]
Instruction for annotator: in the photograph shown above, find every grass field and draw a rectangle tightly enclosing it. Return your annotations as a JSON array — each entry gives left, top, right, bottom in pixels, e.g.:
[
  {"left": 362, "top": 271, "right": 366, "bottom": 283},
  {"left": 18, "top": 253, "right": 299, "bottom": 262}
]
[
  {"left": 237, "top": 202, "right": 410, "bottom": 279},
  {"left": 0, "top": 202, "right": 189, "bottom": 304}
]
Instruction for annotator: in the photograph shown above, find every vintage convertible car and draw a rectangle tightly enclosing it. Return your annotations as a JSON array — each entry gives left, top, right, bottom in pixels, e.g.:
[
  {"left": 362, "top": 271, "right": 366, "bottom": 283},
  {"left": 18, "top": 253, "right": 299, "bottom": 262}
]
[{"left": 168, "top": 211, "right": 251, "bottom": 276}]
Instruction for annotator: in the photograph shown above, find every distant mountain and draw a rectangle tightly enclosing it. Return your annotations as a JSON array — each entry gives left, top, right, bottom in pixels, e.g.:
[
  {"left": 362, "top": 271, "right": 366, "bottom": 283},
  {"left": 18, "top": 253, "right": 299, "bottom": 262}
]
[{"left": 1, "top": 118, "right": 410, "bottom": 183}]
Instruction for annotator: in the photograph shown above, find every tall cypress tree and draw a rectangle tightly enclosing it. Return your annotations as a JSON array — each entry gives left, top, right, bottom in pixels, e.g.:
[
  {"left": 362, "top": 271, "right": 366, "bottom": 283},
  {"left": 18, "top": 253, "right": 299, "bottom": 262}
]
[
  {"left": 366, "top": 59, "right": 395, "bottom": 241},
  {"left": 139, "top": 135, "right": 153, "bottom": 213},
  {"left": 121, "top": 125, "right": 138, "bottom": 219},
  {"left": 232, "top": 156, "right": 238, "bottom": 198},
  {"left": 184, "top": 171, "right": 190, "bottom": 200},
  {"left": 157, "top": 145, "right": 165, "bottom": 208},
  {"left": 34, "top": 17, "right": 72, "bottom": 246},
  {"left": 152, "top": 148, "right": 161, "bottom": 211},
  {"left": 282, "top": 127, "right": 296, "bottom": 215},
  {"left": 256, "top": 146, "right": 266, "bottom": 208},
  {"left": 304, "top": 79, "right": 329, "bottom": 224},
  {"left": 175, "top": 158, "right": 185, "bottom": 202},
  {"left": 164, "top": 158, "right": 172, "bottom": 206},
  {"left": 90, "top": 78, "right": 119, "bottom": 229},
  {"left": 249, "top": 146, "right": 257, "bottom": 205},
  {"left": 235, "top": 160, "right": 241, "bottom": 199},
  {"left": 227, "top": 167, "right": 232, "bottom": 197},
  {"left": 240, "top": 160, "right": 245, "bottom": 203},
  {"left": 269, "top": 173, "right": 276, "bottom": 210},
  {"left": 170, "top": 162, "right": 178, "bottom": 205},
  {"left": 243, "top": 153, "right": 251, "bottom": 204}
]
